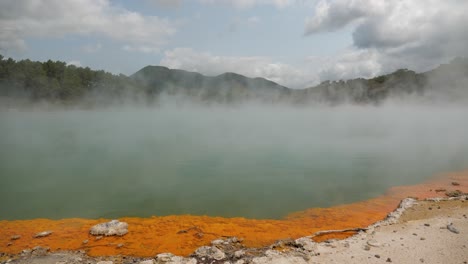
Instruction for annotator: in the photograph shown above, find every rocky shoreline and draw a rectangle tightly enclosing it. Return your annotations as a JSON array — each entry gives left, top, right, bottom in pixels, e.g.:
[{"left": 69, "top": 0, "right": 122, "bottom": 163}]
[{"left": 1, "top": 195, "right": 467, "bottom": 264}]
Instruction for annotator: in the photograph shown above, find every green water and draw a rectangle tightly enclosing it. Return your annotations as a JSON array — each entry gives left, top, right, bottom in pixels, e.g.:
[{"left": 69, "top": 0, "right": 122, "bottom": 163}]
[{"left": 1, "top": 105, "right": 468, "bottom": 220}]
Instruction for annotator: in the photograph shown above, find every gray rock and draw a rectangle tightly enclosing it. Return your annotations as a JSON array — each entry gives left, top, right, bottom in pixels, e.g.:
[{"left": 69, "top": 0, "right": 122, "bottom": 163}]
[
  {"left": 139, "top": 260, "right": 156, "bottom": 264},
  {"left": 294, "top": 237, "right": 317, "bottom": 252},
  {"left": 90, "top": 220, "right": 128, "bottom": 236},
  {"left": 32, "top": 246, "right": 50, "bottom": 256},
  {"left": 447, "top": 223, "right": 460, "bottom": 234},
  {"left": 194, "top": 246, "right": 225, "bottom": 260},
  {"left": 10, "top": 235, "right": 21, "bottom": 240},
  {"left": 21, "top": 249, "right": 32, "bottom": 256}
]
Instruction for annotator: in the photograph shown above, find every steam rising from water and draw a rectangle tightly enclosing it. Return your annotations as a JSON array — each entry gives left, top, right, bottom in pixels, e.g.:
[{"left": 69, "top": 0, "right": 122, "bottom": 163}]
[{"left": 1, "top": 103, "right": 468, "bottom": 220}]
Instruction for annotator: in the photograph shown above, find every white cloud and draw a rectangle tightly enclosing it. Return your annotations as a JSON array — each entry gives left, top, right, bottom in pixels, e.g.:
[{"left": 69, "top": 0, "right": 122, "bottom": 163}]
[
  {"left": 305, "top": 0, "right": 468, "bottom": 81},
  {"left": 160, "top": 48, "right": 315, "bottom": 88},
  {"left": 0, "top": 0, "right": 177, "bottom": 53},
  {"left": 199, "top": 0, "right": 295, "bottom": 9}
]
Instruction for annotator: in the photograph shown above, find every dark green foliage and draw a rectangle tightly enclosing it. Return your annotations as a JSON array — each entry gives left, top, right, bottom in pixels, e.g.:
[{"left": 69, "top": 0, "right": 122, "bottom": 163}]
[{"left": 0, "top": 55, "right": 146, "bottom": 103}]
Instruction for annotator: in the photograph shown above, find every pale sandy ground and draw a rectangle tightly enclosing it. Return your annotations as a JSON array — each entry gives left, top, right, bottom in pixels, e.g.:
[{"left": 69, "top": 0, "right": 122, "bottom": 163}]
[
  {"left": 2, "top": 198, "right": 467, "bottom": 264},
  {"left": 310, "top": 199, "right": 468, "bottom": 264}
]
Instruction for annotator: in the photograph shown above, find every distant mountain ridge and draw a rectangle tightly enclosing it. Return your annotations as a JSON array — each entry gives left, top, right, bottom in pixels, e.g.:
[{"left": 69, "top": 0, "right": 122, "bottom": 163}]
[
  {"left": 1, "top": 54, "right": 467, "bottom": 106},
  {"left": 131, "top": 65, "right": 291, "bottom": 103},
  {"left": 131, "top": 57, "right": 468, "bottom": 104}
]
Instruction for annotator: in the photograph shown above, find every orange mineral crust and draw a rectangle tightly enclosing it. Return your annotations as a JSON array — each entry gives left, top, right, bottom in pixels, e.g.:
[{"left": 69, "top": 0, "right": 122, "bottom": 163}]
[{"left": 1, "top": 171, "right": 467, "bottom": 257}]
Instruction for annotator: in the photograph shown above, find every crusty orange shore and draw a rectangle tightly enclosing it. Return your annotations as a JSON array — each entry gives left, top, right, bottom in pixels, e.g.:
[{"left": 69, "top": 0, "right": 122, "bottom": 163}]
[{"left": 1, "top": 171, "right": 467, "bottom": 257}]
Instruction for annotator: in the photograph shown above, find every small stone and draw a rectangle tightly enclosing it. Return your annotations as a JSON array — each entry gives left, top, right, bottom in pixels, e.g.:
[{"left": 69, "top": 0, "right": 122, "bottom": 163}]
[
  {"left": 95, "top": 236, "right": 103, "bottom": 240},
  {"left": 31, "top": 246, "right": 50, "bottom": 256},
  {"left": 82, "top": 240, "right": 89, "bottom": 244},
  {"left": 419, "top": 258, "right": 424, "bottom": 263},
  {"left": 194, "top": 246, "right": 225, "bottom": 260},
  {"left": 452, "top": 182, "right": 460, "bottom": 186},
  {"left": 363, "top": 245, "right": 371, "bottom": 251},
  {"left": 117, "top": 243, "right": 124, "bottom": 248},
  {"left": 424, "top": 223, "right": 430, "bottom": 227},
  {"left": 211, "top": 239, "right": 224, "bottom": 245},
  {"left": 97, "top": 261, "right": 113, "bottom": 264},
  {"left": 10, "top": 235, "right": 21, "bottom": 240},
  {"left": 7, "top": 242, "right": 12, "bottom": 246},
  {"left": 195, "top": 232, "right": 204, "bottom": 238},
  {"left": 375, "top": 254, "right": 381, "bottom": 259},
  {"left": 156, "top": 253, "right": 175, "bottom": 262},
  {"left": 139, "top": 260, "right": 155, "bottom": 264},
  {"left": 34, "top": 231, "right": 52, "bottom": 238},
  {"left": 447, "top": 223, "right": 460, "bottom": 234},
  {"left": 446, "top": 190, "right": 463, "bottom": 197},
  {"left": 234, "top": 250, "right": 245, "bottom": 258},
  {"left": 412, "top": 233, "right": 417, "bottom": 236},
  {"left": 428, "top": 207, "right": 432, "bottom": 210},
  {"left": 420, "top": 237, "right": 426, "bottom": 240},
  {"left": 386, "top": 257, "right": 392, "bottom": 262},
  {"left": 367, "top": 240, "right": 381, "bottom": 247}
]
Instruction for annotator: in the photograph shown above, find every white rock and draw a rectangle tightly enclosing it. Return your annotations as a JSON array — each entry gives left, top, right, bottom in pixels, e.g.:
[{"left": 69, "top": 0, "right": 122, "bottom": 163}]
[
  {"left": 90, "top": 220, "right": 128, "bottom": 236},
  {"left": 97, "top": 261, "right": 113, "bottom": 264},
  {"left": 234, "top": 250, "right": 245, "bottom": 258},
  {"left": 156, "top": 253, "right": 175, "bottom": 262},
  {"left": 34, "top": 231, "right": 52, "bottom": 238},
  {"left": 211, "top": 239, "right": 224, "bottom": 245}
]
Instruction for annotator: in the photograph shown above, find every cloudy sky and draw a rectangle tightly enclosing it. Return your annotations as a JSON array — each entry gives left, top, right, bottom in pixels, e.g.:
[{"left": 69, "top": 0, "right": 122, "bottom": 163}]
[{"left": 1, "top": 0, "right": 467, "bottom": 88}]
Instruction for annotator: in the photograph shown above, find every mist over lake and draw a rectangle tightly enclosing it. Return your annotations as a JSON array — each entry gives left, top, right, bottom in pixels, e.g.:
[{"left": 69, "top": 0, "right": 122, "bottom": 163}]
[{"left": 1, "top": 104, "right": 468, "bottom": 220}]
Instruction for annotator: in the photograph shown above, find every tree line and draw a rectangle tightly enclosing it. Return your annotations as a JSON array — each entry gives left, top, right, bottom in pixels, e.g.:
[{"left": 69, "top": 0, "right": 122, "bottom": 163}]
[{"left": 0, "top": 55, "right": 146, "bottom": 103}]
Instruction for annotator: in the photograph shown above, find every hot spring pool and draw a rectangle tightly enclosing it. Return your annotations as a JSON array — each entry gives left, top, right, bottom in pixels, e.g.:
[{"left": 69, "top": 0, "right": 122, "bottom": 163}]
[{"left": 1, "top": 105, "right": 468, "bottom": 220}]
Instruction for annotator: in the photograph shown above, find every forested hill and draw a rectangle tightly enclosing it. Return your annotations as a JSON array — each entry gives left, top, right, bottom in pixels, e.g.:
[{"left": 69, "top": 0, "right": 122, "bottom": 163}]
[
  {"left": 131, "top": 66, "right": 291, "bottom": 103},
  {"left": 1, "top": 54, "right": 468, "bottom": 106},
  {"left": 0, "top": 55, "right": 146, "bottom": 104}
]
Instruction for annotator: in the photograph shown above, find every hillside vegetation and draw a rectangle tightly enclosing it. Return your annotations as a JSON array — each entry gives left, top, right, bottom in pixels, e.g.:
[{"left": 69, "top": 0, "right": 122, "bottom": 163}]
[{"left": 1, "top": 54, "right": 467, "bottom": 106}]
